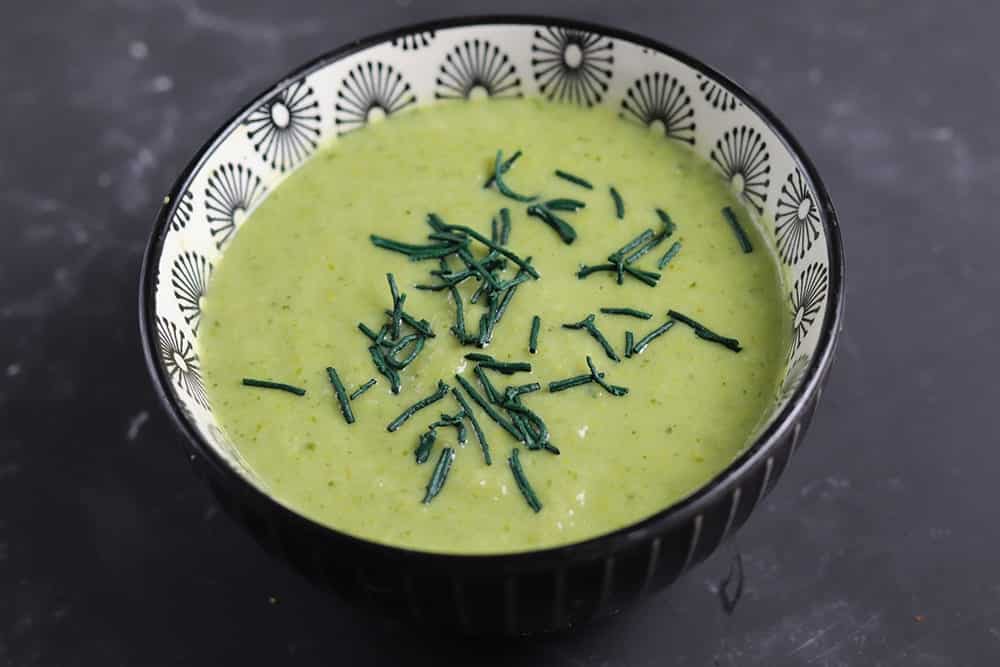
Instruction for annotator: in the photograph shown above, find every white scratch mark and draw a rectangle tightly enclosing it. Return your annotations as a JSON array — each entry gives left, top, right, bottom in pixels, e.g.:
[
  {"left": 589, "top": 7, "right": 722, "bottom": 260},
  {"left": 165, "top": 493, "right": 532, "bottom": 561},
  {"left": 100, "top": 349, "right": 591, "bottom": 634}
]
[
  {"left": 789, "top": 621, "right": 839, "bottom": 656},
  {"left": 6, "top": 363, "right": 21, "bottom": 377},
  {"left": 126, "top": 411, "right": 150, "bottom": 441},
  {"left": 149, "top": 75, "right": 173, "bottom": 93},
  {"left": 128, "top": 40, "right": 149, "bottom": 60}
]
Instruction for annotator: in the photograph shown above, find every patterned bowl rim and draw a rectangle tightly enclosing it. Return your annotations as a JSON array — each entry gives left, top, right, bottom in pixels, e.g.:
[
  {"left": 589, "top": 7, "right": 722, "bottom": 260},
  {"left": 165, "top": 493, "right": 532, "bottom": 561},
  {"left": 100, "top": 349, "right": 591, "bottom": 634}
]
[{"left": 139, "top": 15, "right": 845, "bottom": 566}]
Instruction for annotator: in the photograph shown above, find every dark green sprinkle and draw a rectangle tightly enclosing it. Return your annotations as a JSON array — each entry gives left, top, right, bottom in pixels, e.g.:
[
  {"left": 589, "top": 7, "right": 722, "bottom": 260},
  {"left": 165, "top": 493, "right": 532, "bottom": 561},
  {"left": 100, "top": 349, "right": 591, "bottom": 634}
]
[
  {"left": 426, "top": 212, "right": 448, "bottom": 232},
  {"left": 454, "top": 374, "right": 521, "bottom": 440},
  {"left": 610, "top": 187, "right": 625, "bottom": 219},
  {"left": 241, "top": 378, "right": 306, "bottom": 396},
  {"left": 473, "top": 364, "right": 501, "bottom": 403},
  {"left": 368, "top": 345, "right": 400, "bottom": 394},
  {"left": 358, "top": 322, "right": 379, "bottom": 341},
  {"left": 430, "top": 412, "right": 468, "bottom": 445},
  {"left": 509, "top": 449, "right": 542, "bottom": 512},
  {"left": 448, "top": 286, "right": 471, "bottom": 343},
  {"left": 370, "top": 236, "right": 459, "bottom": 260},
  {"left": 483, "top": 149, "right": 522, "bottom": 189},
  {"left": 576, "top": 263, "right": 661, "bottom": 287},
  {"left": 379, "top": 309, "right": 436, "bottom": 338},
  {"left": 655, "top": 208, "right": 677, "bottom": 237},
  {"left": 325, "top": 366, "right": 355, "bottom": 424},
  {"left": 526, "top": 204, "right": 577, "bottom": 244},
  {"left": 385, "top": 333, "right": 425, "bottom": 369},
  {"left": 415, "top": 429, "right": 435, "bottom": 464},
  {"left": 624, "top": 229, "right": 668, "bottom": 265},
  {"left": 668, "top": 309, "right": 743, "bottom": 352},
  {"left": 625, "top": 331, "right": 635, "bottom": 358},
  {"left": 600, "top": 307, "right": 652, "bottom": 320},
  {"left": 452, "top": 387, "right": 491, "bottom": 465},
  {"left": 548, "top": 371, "right": 604, "bottom": 393},
  {"left": 387, "top": 380, "right": 450, "bottom": 432},
  {"left": 609, "top": 229, "right": 654, "bottom": 263},
  {"left": 586, "top": 356, "right": 629, "bottom": 397},
  {"left": 633, "top": 319, "right": 676, "bottom": 355},
  {"left": 529, "top": 315, "right": 541, "bottom": 354},
  {"left": 722, "top": 206, "right": 752, "bottom": 253},
  {"left": 349, "top": 378, "right": 377, "bottom": 401},
  {"left": 657, "top": 241, "right": 682, "bottom": 270},
  {"left": 457, "top": 247, "right": 501, "bottom": 291},
  {"left": 505, "top": 383, "right": 541, "bottom": 402},
  {"left": 442, "top": 224, "right": 539, "bottom": 279},
  {"left": 493, "top": 150, "right": 537, "bottom": 202},
  {"left": 464, "top": 352, "right": 494, "bottom": 363},
  {"left": 491, "top": 215, "right": 500, "bottom": 244},
  {"left": 422, "top": 447, "right": 454, "bottom": 503},
  {"left": 554, "top": 169, "right": 593, "bottom": 190},
  {"left": 563, "top": 314, "right": 620, "bottom": 362},
  {"left": 544, "top": 198, "right": 586, "bottom": 212},
  {"left": 387, "top": 273, "right": 403, "bottom": 338},
  {"left": 499, "top": 207, "right": 512, "bottom": 245}
]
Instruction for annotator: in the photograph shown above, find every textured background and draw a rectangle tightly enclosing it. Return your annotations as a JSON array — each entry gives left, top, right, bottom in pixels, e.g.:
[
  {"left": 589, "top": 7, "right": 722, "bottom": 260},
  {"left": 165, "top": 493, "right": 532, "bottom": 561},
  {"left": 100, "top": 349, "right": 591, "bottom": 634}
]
[{"left": 2, "top": 1, "right": 997, "bottom": 665}]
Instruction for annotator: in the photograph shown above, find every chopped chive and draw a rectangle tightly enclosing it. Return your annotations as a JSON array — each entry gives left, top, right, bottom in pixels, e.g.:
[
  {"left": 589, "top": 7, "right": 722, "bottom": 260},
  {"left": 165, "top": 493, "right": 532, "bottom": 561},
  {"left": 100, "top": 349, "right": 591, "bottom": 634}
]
[
  {"left": 483, "top": 149, "right": 522, "bottom": 189},
  {"left": 430, "top": 412, "right": 468, "bottom": 445},
  {"left": 380, "top": 309, "right": 435, "bottom": 338},
  {"left": 358, "top": 322, "right": 379, "bottom": 341},
  {"left": 554, "top": 169, "right": 593, "bottom": 190},
  {"left": 349, "top": 378, "right": 377, "bottom": 401},
  {"left": 608, "top": 229, "right": 654, "bottom": 263},
  {"left": 384, "top": 333, "right": 425, "bottom": 369},
  {"left": 422, "top": 447, "right": 455, "bottom": 503},
  {"left": 722, "top": 206, "right": 753, "bottom": 253},
  {"left": 325, "top": 366, "right": 355, "bottom": 424},
  {"left": 563, "top": 314, "right": 620, "bottom": 362},
  {"left": 526, "top": 204, "right": 577, "bottom": 245},
  {"left": 415, "top": 429, "right": 435, "bottom": 464},
  {"left": 509, "top": 449, "right": 542, "bottom": 512},
  {"left": 448, "top": 285, "right": 472, "bottom": 344},
  {"left": 473, "top": 365, "right": 501, "bottom": 403},
  {"left": 529, "top": 315, "right": 541, "bottom": 354},
  {"left": 505, "top": 382, "right": 541, "bottom": 401},
  {"left": 370, "top": 236, "right": 459, "bottom": 260},
  {"left": 632, "top": 319, "right": 676, "bottom": 355},
  {"left": 442, "top": 224, "right": 540, "bottom": 279},
  {"left": 386, "top": 274, "right": 403, "bottom": 338},
  {"left": 544, "top": 198, "right": 586, "bottom": 212},
  {"left": 452, "top": 387, "right": 491, "bottom": 465},
  {"left": 491, "top": 215, "right": 501, "bottom": 244},
  {"left": 387, "top": 380, "right": 450, "bottom": 432},
  {"left": 499, "top": 207, "right": 512, "bottom": 245},
  {"left": 668, "top": 309, "right": 743, "bottom": 352},
  {"left": 547, "top": 371, "right": 604, "bottom": 393},
  {"left": 655, "top": 208, "right": 677, "bottom": 236},
  {"left": 610, "top": 186, "right": 625, "bottom": 219},
  {"left": 586, "top": 356, "right": 629, "bottom": 397},
  {"left": 464, "top": 352, "right": 494, "bottom": 363},
  {"left": 624, "top": 230, "right": 668, "bottom": 265},
  {"left": 576, "top": 263, "right": 661, "bottom": 287},
  {"left": 241, "top": 378, "right": 306, "bottom": 396},
  {"left": 454, "top": 374, "right": 521, "bottom": 440},
  {"left": 600, "top": 307, "right": 653, "bottom": 320},
  {"left": 426, "top": 212, "right": 448, "bottom": 232},
  {"left": 625, "top": 330, "right": 635, "bottom": 358},
  {"left": 368, "top": 345, "right": 401, "bottom": 394},
  {"left": 457, "top": 247, "right": 501, "bottom": 291},
  {"left": 493, "top": 150, "right": 537, "bottom": 202},
  {"left": 657, "top": 241, "right": 682, "bottom": 270}
]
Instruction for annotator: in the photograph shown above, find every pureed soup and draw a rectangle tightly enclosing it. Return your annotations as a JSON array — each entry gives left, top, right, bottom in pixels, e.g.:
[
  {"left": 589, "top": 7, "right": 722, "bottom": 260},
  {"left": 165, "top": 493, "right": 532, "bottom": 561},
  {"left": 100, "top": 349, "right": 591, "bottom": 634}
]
[{"left": 200, "top": 98, "right": 790, "bottom": 554}]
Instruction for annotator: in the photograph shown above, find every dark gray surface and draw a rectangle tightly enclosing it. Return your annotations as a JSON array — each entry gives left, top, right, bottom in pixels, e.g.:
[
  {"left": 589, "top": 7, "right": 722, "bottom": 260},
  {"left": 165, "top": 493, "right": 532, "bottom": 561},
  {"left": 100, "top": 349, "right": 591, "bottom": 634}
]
[{"left": 1, "top": 1, "right": 996, "bottom": 665}]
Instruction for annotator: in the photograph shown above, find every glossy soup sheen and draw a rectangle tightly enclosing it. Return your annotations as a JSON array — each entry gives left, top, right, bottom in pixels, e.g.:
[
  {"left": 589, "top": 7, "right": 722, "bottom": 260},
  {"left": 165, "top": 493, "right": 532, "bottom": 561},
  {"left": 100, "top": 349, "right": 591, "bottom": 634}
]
[{"left": 199, "top": 97, "right": 790, "bottom": 554}]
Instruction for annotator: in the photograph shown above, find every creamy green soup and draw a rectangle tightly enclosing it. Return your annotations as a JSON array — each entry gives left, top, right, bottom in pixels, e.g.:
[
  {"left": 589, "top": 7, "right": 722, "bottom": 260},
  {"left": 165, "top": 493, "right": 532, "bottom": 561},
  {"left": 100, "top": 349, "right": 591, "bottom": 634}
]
[{"left": 200, "top": 98, "right": 789, "bottom": 554}]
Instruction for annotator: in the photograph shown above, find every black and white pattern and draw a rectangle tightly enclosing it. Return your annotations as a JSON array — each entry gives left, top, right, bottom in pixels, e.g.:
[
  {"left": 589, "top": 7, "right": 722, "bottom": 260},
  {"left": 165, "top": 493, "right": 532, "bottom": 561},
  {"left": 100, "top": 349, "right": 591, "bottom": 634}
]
[
  {"left": 204, "top": 163, "right": 265, "bottom": 250},
  {"left": 697, "top": 74, "right": 738, "bottom": 111},
  {"left": 435, "top": 39, "right": 521, "bottom": 99},
  {"left": 244, "top": 79, "right": 321, "bottom": 172},
  {"left": 334, "top": 61, "right": 416, "bottom": 134},
  {"left": 790, "top": 263, "right": 828, "bottom": 352},
  {"left": 775, "top": 169, "right": 821, "bottom": 265},
  {"left": 781, "top": 355, "right": 810, "bottom": 400},
  {"left": 391, "top": 31, "right": 435, "bottom": 51},
  {"left": 710, "top": 126, "right": 771, "bottom": 214},
  {"left": 531, "top": 27, "right": 614, "bottom": 106},
  {"left": 620, "top": 72, "right": 695, "bottom": 144},
  {"left": 157, "top": 317, "right": 209, "bottom": 408},
  {"left": 169, "top": 190, "right": 193, "bottom": 231},
  {"left": 171, "top": 252, "right": 212, "bottom": 335}
]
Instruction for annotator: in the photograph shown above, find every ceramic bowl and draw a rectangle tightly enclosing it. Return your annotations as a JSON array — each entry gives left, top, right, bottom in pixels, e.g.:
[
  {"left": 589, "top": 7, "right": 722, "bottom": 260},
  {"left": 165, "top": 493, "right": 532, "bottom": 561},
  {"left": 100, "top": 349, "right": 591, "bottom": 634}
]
[{"left": 139, "top": 16, "right": 844, "bottom": 634}]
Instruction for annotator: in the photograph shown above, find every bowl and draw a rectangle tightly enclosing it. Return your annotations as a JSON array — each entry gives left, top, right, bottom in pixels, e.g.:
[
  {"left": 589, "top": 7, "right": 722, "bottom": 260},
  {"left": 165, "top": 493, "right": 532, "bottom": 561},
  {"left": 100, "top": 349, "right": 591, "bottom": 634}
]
[{"left": 139, "top": 16, "right": 844, "bottom": 634}]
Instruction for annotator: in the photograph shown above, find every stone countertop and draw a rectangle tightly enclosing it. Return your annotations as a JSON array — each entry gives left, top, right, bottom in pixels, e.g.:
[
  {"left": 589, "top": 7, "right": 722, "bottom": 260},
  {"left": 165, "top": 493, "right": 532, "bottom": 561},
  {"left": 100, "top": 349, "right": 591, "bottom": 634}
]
[{"left": 2, "top": 1, "right": 997, "bottom": 665}]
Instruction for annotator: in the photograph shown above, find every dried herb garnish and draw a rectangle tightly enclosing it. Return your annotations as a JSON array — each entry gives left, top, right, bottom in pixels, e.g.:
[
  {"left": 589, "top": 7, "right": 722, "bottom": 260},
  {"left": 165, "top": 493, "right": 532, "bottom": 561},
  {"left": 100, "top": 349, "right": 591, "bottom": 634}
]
[
  {"left": 452, "top": 387, "right": 491, "bottom": 465},
  {"left": 526, "top": 204, "right": 577, "bottom": 244},
  {"left": 548, "top": 371, "right": 604, "bottom": 393},
  {"left": 465, "top": 353, "right": 532, "bottom": 375},
  {"left": 657, "top": 241, "right": 682, "bottom": 270},
  {"left": 499, "top": 207, "right": 512, "bottom": 245},
  {"left": 454, "top": 374, "right": 521, "bottom": 440},
  {"left": 384, "top": 333, "right": 425, "bottom": 369},
  {"left": 509, "top": 448, "right": 542, "bottom": 512},
  {"left": 368, "top": 345, "right": 400, "bottom": 394},
  {"left": 554, "top": 169, "right": 593, "bottom": 190},
  {"left": 610, "top": 187, "right": 625, "bottom": 219},
  {"left": 325, "top": 366, "right": 355, "bottom": 424},
  {"left": 722, "top": 206, "right": 752, "bottom": 253},
  {"left": 370, "top": 236, "right": 460, "bottom": 261},
  {"left": 422, "top": 447, "right": 455, "bottom": 503},
  {"left": 349, "top": 378, "right": 376, "bottom": 401},
  {"left": 492, "top": 150, "right": 537, "bottom": 202},
  {"left": 655, "top": 208, "right": 677, "bottom": 236},
  {"left": 544, "top": 198, "right": 586, "bottom": 212},
  {"left": 576, "top": 263, "right": 661, "bottom": 287},
  {"left": 529, "top": 315, "right": 541, "bottom": 354},
  {"left": 600, "top": 307, "right": 652, "bottom": 320},
  {"left": 387, "top": 380, "right": 450, "bottom": 432},
  {"left": 668, "top": 309, "right": 743, "bottom": 352},
  {"left": 632, "top": 319, "right": 675, "bottom": 355},
  {"left": 483, "top": 149, "right": 522, "bottom": 189},
  {"left": 563, "top": 313, "right": 620, "bottom": 362},
  {"left": 415, "top": 429, "right": 435, "bottom": 464},
  {"left": 586, "top": 355, "right": 629, "bottom": 396},
  {"left": 241, "top": 378, "right": 306, "bottom": 396},
  {"left": 625, "top": 331, "right": 635, "bottom": 358},
  {"left": 430, "top": 412, "right": 468, "bottom": 445},
  {"left": 441, "top": 223, "right": 539, "bottom": 279}
]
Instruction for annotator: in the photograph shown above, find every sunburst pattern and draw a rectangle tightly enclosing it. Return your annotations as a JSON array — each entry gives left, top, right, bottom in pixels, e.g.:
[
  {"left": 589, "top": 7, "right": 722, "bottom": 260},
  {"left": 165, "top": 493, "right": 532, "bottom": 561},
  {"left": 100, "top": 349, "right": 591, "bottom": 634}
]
[
  {"left": 775, "top": 169, "right": 821, "bottom": 265},
  {"left": 790, "top": 263, "right": 828, "bottom": 352},
  {"left": 169, "top": 190, "right": 193, "bottom": 231},
  {"left": 203, "top": 163, "right": 265, "bottom": 250},
  {"left": 697, "top": 74, "right": 738, "bottom": 111},
  {"left": 156, "top": 317, "right": 209, "bottom": 408},
  {"left": 435, "top": 39, "right": 521, "bottom": 100},
  {"left": 531, "top": 27, "right": 614, "bottom": 106},
  {"left": 710, "top": 125, "right": 771, "bottom": 214},
  {"left": 244, "top": 79, "right": 321, "bottom": 172},
  {"left": 391, "top": 31, "right": 435, "bottom": 50},
  {"left": 620, "top": 72, "right": 695, "bottom": 144},
  {"left": 334, "top": 61, "right": 416, "bottom": 134},
  {"left": 171, "top": 252, "right": 212, "bottom": 335}
]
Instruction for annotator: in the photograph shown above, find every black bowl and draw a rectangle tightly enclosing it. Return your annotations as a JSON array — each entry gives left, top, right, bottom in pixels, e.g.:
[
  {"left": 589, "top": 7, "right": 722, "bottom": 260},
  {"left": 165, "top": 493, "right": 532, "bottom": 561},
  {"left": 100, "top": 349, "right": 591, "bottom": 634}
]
[{"left": 139, "top": 16, "right": 844, "bottom": 635}]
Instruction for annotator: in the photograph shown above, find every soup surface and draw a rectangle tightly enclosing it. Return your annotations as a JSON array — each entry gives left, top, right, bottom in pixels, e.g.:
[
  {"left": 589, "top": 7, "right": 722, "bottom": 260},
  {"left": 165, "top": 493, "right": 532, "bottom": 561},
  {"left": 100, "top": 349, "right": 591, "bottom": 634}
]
[{"left": 200, "top": 97, "right": 790, "bottom": 554}]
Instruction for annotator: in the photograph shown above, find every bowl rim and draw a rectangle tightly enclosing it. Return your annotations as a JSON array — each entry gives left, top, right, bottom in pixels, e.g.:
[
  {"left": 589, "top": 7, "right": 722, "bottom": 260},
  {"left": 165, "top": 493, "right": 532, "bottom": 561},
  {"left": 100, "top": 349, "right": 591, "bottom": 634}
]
[{"left": 139, "top": 14, "right": 845, "bottom": 567}]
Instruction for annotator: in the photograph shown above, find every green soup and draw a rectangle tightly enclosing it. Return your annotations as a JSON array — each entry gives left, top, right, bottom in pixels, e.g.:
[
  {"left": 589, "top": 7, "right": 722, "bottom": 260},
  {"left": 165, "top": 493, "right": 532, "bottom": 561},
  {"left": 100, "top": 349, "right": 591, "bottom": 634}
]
[{"left": 200, "top": 98, "right": 790, "bottom": 554}]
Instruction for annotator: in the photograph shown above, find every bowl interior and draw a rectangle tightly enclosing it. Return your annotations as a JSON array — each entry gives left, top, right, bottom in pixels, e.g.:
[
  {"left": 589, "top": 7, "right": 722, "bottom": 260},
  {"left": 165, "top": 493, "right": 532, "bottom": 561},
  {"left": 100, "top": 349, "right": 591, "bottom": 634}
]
[{"left": 145, "top": 20, "right": 837, "bottom": 515}]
